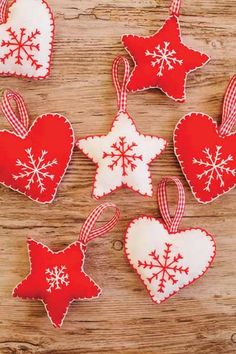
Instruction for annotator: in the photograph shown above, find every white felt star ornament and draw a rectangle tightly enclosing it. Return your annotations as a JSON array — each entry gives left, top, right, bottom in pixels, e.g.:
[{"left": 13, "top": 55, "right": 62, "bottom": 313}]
[{"left": 77, "top": 57, "right": 167, "bottom": 198}]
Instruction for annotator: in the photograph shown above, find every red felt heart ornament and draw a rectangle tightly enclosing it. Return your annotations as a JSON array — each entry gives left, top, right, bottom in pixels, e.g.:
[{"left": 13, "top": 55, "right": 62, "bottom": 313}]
[
  {"left": 0, "top": 90, "right": 74, "bottom": 203},
  {"left": 174, "top": 76, "right": 236, "bottom": 203}
]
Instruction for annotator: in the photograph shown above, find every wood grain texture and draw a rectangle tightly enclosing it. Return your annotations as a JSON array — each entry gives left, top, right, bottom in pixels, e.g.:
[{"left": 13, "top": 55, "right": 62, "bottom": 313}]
[{"left": 0, "top": 0, "right": 236, "bottom": 353}]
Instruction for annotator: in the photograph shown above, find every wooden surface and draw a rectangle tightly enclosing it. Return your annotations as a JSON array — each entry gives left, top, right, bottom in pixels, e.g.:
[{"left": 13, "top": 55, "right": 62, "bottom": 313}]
[{"left": 0, "top": 0, "right": 236, "bottom": 353}]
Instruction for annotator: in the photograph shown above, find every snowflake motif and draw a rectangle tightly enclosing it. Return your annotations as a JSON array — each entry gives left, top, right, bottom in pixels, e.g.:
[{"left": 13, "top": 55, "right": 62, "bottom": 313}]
[
  {"left": 12, "top": 147, "right": 58, "bottom": 193},
  {"left": 193, "top": 145, "right": 236, "bottom": 192},
  {"left": 138, "top": 243, "right": 189, "bottom": 293},
  {"left": 103, "top": 136, "right": 143, "bottom": 176},
  {"left": 45, "top": 265, "right": 70, "bottom": 293},
  {"left": 0, "top": 27, "right": 42, "bottom": 70},
  {"left": 145, "top": 41, "right": 183, "bottom": 77}
]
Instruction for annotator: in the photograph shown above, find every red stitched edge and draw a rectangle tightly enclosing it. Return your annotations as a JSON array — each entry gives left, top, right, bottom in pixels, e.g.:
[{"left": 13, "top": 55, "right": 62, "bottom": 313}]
[
  {"left": 173, "top": 112, "right": 236, "bottom": 204},
  {"left": 124, "top": 215, "right": 216, "bottom": 304},
  {"left": 76, "top": 111, "right": 167, "bottom": 199},
  {"left": 0, "top": 113, "right": 75, "bottom": 204},
  {"left": 121, "top": 15, "right": 210, "bottom": 103},
  {"left": 0, "top": 0, "right": 54, "bottom": 80}
]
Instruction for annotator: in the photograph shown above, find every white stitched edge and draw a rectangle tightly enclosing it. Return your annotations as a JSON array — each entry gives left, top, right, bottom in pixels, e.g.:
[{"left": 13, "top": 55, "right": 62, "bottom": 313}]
[
  {"left": 0, "top": 113, "right": 75, "bottom": 204},
  {"left": 173, "top": 112, "right": 236, "bottom": 204},
  {"left": 13, "top": 239, "right": 102, "bottom": 328},
  {"left": 121, "top": 15, "right": 210, "bottom": 102}
]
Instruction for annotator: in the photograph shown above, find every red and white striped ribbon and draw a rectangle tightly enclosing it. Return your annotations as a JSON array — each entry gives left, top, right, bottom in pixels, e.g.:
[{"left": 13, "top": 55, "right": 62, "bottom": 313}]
[
  {"left": 219, "top": 75, "right": 236, "bottom": 136},
  {"left": 157, "top": 177, "right": 185, "bottom": 233},
  {"left": 112, "top": 56, "right": 130, "bottom": 113},
  {"left": 169, "top": 0, "right": 182, "bottom": 16},
  {"left": 79, "top": 203, "right": 120, "bottom": 245},
  {"left": 1, "top": 90, "right": 29, "bottom": 137},
  {"left": 0, "top": 0, "right": 8, "bottom": 24}
]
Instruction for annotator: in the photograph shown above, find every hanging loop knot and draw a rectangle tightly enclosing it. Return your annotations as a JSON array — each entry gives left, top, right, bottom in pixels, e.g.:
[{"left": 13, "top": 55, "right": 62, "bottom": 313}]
[
  {"left": 219, "top": 75, "right": 236, "bottom": 136},
  {"left": 79, "top": 203, "right": 120, "bottom": 245},
  {"left": 157, "top": 176, "right": 185, "bottom": 233},
  {"left": 169, "top": 0, "right": 182, "bottom": 17},
  {"left": 112, "top": 56, "right": 130, "bottom": 113},
  {"left": 1, "top": 90, "right": 29, "bottom": 137},
  {"left": 0, "top": 0, "right": 8, "bottom": 24}
]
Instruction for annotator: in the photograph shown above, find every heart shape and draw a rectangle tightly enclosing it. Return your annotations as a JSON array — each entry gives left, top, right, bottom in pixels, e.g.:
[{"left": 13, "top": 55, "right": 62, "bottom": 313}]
[
  {"left": 125, "top": 216, "right": 215, "bottom": 304},
  {"left": 0, "top": 0, "right": 54, "bottom": 79},
  {"left": 174, "top": 113, "right": 236, "bottom": 203},
  {"left": 0, "top": 114, "right": 74, "bottom": 203}
]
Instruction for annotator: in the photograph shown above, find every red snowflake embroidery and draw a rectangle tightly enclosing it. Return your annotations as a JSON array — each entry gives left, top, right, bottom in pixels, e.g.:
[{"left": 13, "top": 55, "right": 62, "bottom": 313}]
[
  {"left": 0, "top": 27, "right": 42, "bottom": 70},
  {"left": 138, "top": 243, "right": 189, "bottom": 293},
  {"left": 103, "top": 137, "right": 143, "bottom": 176}
]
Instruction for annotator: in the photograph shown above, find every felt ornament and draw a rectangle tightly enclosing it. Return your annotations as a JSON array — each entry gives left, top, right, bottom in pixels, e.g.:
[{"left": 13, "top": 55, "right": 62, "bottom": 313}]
[
  {"left": 13, "top": 203, "right": 120, "bottom": 328},
  {"left": 121, "top": 0, "right": 210, "bottom": 102},
  {"left": 77, "top": 56, "right": 167, "bottom": 199},
  {"left": 125, "top": 177, "right": 216, "bottom": 304},
  {"left": 0, "top": 90, "right": 74, "bottom": 203},
  {"left": 174, "top": 76, "right": 236, "bottom": 203},
  {"left": 0, "top": 0, "right": 54, "bottom": 79}
]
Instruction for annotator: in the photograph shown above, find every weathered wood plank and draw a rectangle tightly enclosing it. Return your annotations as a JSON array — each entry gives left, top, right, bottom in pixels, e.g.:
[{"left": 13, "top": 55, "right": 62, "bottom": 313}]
[{"left": 0, "top": 0, "right": 235, "bottom": 353}]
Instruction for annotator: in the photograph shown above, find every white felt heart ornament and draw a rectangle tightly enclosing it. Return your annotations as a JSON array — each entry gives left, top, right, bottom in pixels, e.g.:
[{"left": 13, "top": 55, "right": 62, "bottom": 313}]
[
  {"left": 0, "top": 0, "right": 54, "bottom": 79},
  {"left": 125, "top": 177, "right": 216, "bottom": 303}
]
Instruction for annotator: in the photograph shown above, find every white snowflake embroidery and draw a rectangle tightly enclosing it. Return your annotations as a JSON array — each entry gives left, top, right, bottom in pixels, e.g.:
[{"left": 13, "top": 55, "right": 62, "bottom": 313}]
[
  {"left": 145, "top": 41, "right": 183, "bottom": 77},
  {"left": 103, "top": 136, "right": 143, "bottom": 176},
  {"left": 193, "top": 145, "right": 236, "bottom": 192},
  {"left": 12, "top": 148, "right": 58, "bottom": 193},
  {"left": 45, "top": 265, "right": 70, "bottom": 293},
  {"left": 0, "top": 27, "right": 42, "bottom": 70},
  {"left": 138, "top": 243, "right": 189, "bottom": 293}
]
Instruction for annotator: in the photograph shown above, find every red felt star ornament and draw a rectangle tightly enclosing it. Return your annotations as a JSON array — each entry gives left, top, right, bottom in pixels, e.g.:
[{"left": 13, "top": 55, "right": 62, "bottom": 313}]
[
  {"left": 13, "top": 239, "right": 101, "bottom": 328},
  {"left": 122, "top": 2, "right": 210, "bottom": 102},
  {"left": 13, "top": 203, "right": 120, "bottom": 328}
]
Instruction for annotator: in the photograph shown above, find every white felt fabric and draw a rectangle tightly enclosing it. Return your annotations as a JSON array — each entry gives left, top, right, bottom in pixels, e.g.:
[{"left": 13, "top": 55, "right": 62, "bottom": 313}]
[
  {"left": 125, "top": 217, "right": 215, "bottom": 303},
  {"left": 0, "top": 0, "right": 53, "bottom": 78},
  {"left": 78, "top": 112, "right": 166, "bottom": 198}
]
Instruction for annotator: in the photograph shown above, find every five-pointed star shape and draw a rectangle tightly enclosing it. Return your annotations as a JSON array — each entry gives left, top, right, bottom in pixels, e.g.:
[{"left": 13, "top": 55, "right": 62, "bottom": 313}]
[
  {"left": 77, "top": 112, "right": 167, "bottom": 198},
  {"left": 13, "top": 239, "right": 101, "bottom": 328},
  {"left": 122, "top": 15, "right": 210, "bottom": 102}
]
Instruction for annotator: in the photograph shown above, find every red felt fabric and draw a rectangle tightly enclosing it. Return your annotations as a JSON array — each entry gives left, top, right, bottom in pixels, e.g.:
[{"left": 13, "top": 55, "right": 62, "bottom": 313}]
[
  {"left": 13, "top": 239, "right": 101, "bottom": 328},
  {"left": 122, "top": 16, "right": 209, "bottom": 102},
  {"left": 0, "top": 114, "right": 74, "bottom": 203},
  {"left": 174, "top": 113, "right": 236, "bottom": 203}
]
